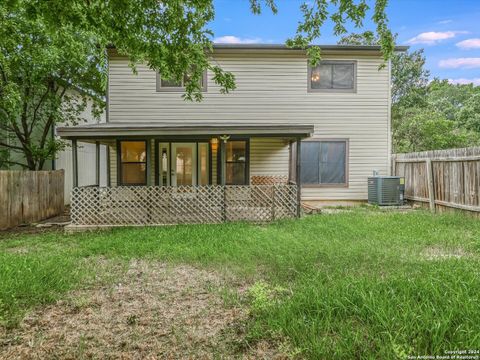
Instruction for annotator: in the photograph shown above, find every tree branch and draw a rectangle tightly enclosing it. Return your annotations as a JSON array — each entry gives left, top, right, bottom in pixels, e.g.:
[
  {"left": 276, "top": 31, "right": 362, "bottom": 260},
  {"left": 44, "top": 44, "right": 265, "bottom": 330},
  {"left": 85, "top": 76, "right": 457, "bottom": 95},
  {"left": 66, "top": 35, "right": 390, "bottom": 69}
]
[
  {"left": 6, "top": 117, "right": 26, "bottom": 144},
  {"left": 0, "top": 141, "right": 24, "bottom": 151},
  {"left": 20, "top": 84, "right": 31, "bottom": 141},
  {"left": 0, "top": 63, "right": 7, "bottom": 84},
  {"left": 38, "top": 87, "right": 66, "bottom": 152},
  {"left": 2, "top": 159, "right": 29, "bottom": 169},
  {"left": 29, "top": 80, "right": 53, "bottom": 136}
]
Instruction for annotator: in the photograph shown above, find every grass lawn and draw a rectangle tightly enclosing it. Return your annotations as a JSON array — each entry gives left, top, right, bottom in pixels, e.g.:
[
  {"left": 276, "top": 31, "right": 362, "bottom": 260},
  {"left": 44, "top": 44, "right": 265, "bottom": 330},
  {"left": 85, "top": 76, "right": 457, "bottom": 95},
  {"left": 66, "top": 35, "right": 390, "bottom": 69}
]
[{"left": 1, "top": 208, "right": 479, "bottom": 358}]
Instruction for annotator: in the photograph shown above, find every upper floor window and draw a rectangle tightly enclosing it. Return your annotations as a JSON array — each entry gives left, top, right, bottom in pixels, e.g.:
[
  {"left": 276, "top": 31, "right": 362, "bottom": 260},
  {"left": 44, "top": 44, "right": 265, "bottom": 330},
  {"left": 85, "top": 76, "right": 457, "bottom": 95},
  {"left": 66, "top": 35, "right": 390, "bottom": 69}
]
[
  {"left": 308, "top": 61, "right": 356, "bottom": 92},
  {"left": 156, "top": 71, "right": 207, "bottom": 92}
]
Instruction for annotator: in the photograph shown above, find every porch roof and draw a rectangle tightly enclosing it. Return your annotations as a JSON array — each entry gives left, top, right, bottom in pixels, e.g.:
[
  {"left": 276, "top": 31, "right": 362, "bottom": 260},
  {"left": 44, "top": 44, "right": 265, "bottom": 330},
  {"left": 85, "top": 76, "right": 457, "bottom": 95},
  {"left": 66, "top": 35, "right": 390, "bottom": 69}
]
[{"left": 56, "top": 122, "right": 314, "bottom": 139}]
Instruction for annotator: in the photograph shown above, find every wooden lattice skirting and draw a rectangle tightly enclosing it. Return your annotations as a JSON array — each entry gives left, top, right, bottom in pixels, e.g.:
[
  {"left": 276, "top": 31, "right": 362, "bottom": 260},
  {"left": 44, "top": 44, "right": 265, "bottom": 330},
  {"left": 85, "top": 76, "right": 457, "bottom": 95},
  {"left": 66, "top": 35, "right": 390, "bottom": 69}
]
[{"left": 71, "top": 185, "right": 298, "bottom": 226}]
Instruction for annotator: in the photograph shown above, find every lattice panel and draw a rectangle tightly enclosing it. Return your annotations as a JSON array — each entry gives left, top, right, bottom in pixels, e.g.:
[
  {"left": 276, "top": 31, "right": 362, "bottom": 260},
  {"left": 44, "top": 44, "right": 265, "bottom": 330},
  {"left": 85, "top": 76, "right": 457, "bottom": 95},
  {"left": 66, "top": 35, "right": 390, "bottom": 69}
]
[
  {"left": 71, "top": 184, "right": 298, "bottom": 226},
  {"left": 225, "top": 186, "right": 274, "bottom": 222},
  {"left": 273, "top": 184, "right": 298, "bottom": 219},
  {"left": 250, "top": 175, "right": 288, "bottom": 185}
]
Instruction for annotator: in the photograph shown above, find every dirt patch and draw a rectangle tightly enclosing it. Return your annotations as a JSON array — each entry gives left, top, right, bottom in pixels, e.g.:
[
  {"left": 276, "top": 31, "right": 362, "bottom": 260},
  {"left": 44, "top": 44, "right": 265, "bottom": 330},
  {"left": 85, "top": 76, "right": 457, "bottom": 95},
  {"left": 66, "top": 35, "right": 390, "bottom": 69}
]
[
  {"left": 0, "top": 260, "right": 257, "bottom": 359},
  {"left": 3, "top": 246, "right": 35, "bottom": 254},
  {"left": 421, "top": 246, "right": 472, "bottom": 260},
  {"left": 0, "top": 208, "right": 70, "bottom": 240},
  {"left": 0, "top": 225, "right": 63, "bottom": 240}
]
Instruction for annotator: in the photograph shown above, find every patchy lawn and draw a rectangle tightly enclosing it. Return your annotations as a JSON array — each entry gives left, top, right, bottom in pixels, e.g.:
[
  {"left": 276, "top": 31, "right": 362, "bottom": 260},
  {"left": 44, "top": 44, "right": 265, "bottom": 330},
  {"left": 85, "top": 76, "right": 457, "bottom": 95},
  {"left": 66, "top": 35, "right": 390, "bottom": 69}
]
[{"left": 0, "top": 208, "right": 479, "bottom": 359}]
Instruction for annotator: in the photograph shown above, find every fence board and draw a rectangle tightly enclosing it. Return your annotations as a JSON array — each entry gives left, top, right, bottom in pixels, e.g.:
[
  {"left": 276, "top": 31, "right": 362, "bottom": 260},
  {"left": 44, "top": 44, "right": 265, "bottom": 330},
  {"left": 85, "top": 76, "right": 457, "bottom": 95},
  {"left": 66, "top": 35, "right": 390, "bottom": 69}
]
[
  {"left": 0, "top": 170, "right": 65, "bottom": 230},
  {"left": 393, "top": 147, "right": 480, "bottom": 213}
]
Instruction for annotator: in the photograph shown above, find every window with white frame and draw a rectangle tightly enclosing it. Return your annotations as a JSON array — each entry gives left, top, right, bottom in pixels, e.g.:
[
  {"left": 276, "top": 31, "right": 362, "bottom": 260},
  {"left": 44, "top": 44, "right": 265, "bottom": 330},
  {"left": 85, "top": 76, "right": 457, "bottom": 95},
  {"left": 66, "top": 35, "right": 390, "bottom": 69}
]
[
  {"left": 300, "top": 140, "right": 348, "bottom": 186},
  {"left": 309, "top": 61, "right": 356, "bottom": 92}
]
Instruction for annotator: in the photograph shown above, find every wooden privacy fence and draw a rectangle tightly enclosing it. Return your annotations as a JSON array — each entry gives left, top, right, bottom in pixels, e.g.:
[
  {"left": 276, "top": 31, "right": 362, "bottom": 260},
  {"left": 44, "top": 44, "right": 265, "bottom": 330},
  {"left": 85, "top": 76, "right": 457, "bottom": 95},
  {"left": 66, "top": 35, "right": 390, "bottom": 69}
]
[
  {"left": 0, "top": 170, "right": 65, "bottom": 229},
  {"left": 71, "top": 184, "right": 298, "bottom": 226},
  {"left": 392, "top": 147, "right": 480, "bottom": 213}
]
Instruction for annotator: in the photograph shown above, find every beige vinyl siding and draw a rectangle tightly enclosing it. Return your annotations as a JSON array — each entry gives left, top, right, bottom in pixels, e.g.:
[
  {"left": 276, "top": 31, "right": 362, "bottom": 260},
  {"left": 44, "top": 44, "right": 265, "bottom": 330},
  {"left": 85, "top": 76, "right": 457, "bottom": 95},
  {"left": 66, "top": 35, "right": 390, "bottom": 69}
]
[
  {"left": 250, "top": 138, "right": 289, "bottom": 178},
  {"left": 109, "top": 52, "right": 390, "bottom": 200}
]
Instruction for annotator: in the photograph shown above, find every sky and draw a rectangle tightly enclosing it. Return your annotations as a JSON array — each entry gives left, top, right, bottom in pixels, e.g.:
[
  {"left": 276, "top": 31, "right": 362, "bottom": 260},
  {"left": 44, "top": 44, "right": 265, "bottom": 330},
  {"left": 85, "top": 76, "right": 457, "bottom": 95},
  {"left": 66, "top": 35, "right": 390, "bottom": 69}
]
[{"left": 210, "top": 0, "right": 480, "bottom": 85}]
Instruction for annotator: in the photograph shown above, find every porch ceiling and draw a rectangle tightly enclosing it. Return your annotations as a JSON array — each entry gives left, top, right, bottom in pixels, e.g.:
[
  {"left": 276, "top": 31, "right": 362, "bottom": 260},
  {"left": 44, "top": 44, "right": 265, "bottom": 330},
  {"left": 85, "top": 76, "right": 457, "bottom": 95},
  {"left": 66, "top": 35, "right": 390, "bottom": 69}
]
[{"left": 56, "top": 122, "right": 314, "bottom": 139}]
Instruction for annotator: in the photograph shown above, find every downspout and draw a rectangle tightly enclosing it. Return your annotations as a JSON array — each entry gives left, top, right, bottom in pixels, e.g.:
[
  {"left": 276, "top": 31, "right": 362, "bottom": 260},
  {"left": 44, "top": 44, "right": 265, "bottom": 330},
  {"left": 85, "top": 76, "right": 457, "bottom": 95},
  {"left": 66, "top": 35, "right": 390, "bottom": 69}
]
[
  {"left": 387, "top": 58, "right": 392, "bottom": 175},
  {"left": 106, "top": 49, "right": 109, "bottom": 124}
]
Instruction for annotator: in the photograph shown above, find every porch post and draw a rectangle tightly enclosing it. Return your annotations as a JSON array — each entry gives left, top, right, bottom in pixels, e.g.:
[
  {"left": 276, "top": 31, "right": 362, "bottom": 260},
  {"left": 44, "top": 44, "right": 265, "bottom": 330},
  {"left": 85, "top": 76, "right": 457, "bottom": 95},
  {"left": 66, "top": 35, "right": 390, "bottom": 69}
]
[
  {"left": 106, "top": 145, "right": 111, "bottom": 186},
  {"left": 146, "top": 139, "right": 152, "bottom": 186},
  {"left": 220, "top": 140, "right": 226, "bottom": 186},
  {"left": 95, "top": 141, "right": 100, "bottom": 186},
  {"left": 72, "top": 138, "right": 78, "bottom": 188},
  {"left": 295, "top": 137, "right": 301, "bottom": 218}
]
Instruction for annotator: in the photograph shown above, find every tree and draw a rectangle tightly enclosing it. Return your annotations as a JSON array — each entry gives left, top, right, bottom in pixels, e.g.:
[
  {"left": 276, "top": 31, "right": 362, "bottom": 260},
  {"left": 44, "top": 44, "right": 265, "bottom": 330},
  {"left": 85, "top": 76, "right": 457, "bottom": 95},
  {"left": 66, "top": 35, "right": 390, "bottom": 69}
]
[
  {"left": 427, "top": 80, "right": 480, "bottom": 133},
  {"left": 0, "top": 5, "right": 103, "bottom": 169},
  {"left": 339, "top": 31, "right": 430, "bottom": 103},
  {"left": 338, "top": 30, "right": 380, "bottom": 46},
  {"left": 338, "top": 31, "right": 480, "bottom": 152},
  {"left": 392, "top": 107, "right": 477, "bottom": 153},
  {"left": 1, "top": 0, "right": 394, "bottom": 169}
]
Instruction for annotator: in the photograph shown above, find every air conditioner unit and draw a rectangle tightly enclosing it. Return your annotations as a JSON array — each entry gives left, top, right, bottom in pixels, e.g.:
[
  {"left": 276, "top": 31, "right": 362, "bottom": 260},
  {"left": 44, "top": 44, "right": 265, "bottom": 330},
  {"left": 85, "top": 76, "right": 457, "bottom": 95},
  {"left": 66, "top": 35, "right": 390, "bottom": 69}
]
[{"left": 368, "top": 175, "right": 405, "bottom": 206}]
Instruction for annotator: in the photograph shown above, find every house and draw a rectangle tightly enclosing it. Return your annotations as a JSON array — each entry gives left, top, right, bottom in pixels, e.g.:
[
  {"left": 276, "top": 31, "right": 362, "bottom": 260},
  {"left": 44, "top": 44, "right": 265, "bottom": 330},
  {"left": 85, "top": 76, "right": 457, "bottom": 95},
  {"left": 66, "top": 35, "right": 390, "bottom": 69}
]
[
  {"left": 54, "top": 90, "right": 108, "bottom": 204},
  {"left": 0, "top": 88, "right": 107, "bottom": 205},
  {"left": 57, "top": 44, "right": 408, "bottom": 227}
]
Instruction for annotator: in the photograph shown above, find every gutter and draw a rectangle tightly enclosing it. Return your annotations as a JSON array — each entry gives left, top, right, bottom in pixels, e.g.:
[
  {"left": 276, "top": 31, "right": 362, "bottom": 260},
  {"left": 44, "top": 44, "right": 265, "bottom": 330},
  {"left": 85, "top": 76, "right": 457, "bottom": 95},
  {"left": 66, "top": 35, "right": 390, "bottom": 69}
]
[{"left": 106, "top": 43, "right": 409, "bottom": 52}]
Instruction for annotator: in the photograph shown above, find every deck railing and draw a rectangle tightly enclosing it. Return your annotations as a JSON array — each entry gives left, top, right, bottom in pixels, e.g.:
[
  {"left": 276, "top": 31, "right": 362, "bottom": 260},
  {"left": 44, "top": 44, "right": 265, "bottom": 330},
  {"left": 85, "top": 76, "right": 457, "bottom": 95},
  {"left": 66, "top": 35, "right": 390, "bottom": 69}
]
[{"left": 70, "top": 184, "right": 298, "bottom": 226}]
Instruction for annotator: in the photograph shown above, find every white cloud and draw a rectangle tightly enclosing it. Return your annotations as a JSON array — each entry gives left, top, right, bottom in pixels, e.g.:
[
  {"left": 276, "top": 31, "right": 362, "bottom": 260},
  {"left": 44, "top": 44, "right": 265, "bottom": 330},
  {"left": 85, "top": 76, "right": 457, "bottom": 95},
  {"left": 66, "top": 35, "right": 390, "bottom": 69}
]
[
  {"left": 456, "top": 38, "right": 480, "bottom": 49},
  {"left": 213, "top": 36, "right": 262, "bottom": 44},
  {"left": 407, "top": 31, "right": 467, "bottom": 45},
  {"left": 439, "top": 58, "right": 480, "bottom": 68},
  {"left": 437, "top": 19, "right": 453, "bottom": 24},
  {"left": 448, "top": 78, "right": 480, "bottom": 86}
]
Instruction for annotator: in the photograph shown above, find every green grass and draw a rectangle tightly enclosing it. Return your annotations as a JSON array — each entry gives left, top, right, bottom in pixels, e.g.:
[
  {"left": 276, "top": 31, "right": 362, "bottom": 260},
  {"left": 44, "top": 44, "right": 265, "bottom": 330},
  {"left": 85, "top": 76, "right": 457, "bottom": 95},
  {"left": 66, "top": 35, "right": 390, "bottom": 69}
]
[{"left": 1, "top": 209, "right": 479, "bottom": 358}]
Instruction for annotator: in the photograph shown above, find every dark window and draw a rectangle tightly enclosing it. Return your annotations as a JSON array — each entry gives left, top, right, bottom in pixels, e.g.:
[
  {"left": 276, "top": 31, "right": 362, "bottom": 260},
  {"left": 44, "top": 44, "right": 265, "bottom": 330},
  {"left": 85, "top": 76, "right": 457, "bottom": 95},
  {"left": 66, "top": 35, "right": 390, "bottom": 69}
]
[
  {"left": 119, "top": 141, "right": 147, "bottom": 185},
  {"left": 225, "top": 140, "right": 247, "bottom": 185},
  {"left": 300, "top": 140, "right": 347, "bottom": 185},
  {"left": 309, "top": 61, "right": 356, "bottom": 91},
  {"left": 157, "top": 71, "right": 207, "bottom": 92}
]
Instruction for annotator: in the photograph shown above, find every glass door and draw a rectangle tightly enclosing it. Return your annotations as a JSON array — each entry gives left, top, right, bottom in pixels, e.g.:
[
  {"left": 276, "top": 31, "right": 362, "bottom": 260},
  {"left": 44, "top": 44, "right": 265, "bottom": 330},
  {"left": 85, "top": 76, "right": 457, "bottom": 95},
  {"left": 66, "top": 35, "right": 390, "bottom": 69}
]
[{"left": 171, "top": 143, "right": 197, "bottom": 186}]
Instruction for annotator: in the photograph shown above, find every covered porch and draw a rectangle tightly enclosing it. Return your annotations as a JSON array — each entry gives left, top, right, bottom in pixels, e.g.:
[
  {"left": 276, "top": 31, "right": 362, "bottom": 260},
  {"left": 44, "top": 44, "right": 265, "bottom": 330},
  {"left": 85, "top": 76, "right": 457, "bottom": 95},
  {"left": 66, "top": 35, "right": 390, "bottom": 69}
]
[{"left": 57, "top": 122, "right": 313, "bottom": 227}]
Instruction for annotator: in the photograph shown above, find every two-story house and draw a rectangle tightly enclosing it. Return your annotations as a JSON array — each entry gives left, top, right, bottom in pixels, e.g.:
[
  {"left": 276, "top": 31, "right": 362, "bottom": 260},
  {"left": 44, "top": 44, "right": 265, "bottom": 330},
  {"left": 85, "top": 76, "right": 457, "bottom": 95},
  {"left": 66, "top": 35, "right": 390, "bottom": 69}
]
[{"left": 58, "top": 44, "right": 407, "bottom": 227}]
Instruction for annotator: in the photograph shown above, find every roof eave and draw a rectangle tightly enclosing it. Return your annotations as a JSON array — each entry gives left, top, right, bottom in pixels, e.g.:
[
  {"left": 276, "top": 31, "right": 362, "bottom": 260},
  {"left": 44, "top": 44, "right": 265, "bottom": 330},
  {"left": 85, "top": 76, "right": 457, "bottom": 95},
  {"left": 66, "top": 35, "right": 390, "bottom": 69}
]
[
  {"left": 106, "top": 43, "right": 409, "bottom": 53},
  {"left": 56, "top": 124, "right": 315, "bottom": 139}
]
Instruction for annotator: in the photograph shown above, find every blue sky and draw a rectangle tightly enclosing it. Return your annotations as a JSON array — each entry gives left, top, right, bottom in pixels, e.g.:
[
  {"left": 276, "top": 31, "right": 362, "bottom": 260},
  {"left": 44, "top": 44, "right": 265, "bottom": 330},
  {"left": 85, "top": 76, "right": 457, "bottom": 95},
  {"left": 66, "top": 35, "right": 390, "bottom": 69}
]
[{"left": 210, "top": 0, "right": 480, "bottom": 85}]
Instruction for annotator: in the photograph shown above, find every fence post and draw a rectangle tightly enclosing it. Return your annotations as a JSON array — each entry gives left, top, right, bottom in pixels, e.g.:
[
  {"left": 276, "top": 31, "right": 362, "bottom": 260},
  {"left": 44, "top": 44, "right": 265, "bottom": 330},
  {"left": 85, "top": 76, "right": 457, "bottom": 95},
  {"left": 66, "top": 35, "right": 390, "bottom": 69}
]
[{"left": 426, "top": 158, "right": 435, "bottom": 212}]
